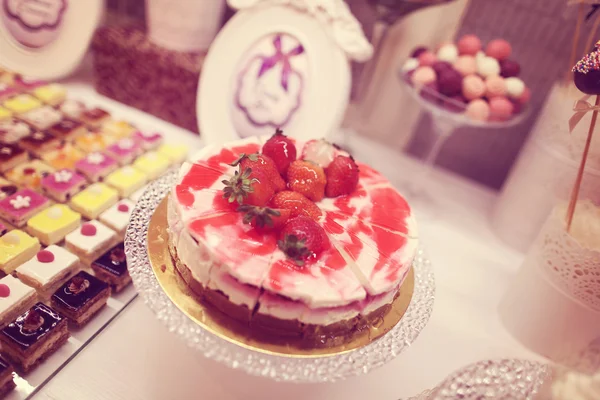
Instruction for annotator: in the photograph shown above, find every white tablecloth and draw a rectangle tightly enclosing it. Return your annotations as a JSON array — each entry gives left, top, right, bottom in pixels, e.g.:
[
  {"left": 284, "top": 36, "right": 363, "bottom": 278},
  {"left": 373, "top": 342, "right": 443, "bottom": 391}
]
[{"left": 33, "top": 72, "right": 543, "bottom": 400}]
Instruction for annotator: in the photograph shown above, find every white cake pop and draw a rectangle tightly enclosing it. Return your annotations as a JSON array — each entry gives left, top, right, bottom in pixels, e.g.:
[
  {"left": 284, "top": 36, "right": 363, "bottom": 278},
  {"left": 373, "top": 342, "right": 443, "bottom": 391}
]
[
  {"left": 475, "top": 51, "right": 486, "bottom": 62},
  {"left": 402, "top": 58, "right": 419, "bottom": 73},
  {"left": 437, "top": 44, "right": 459, "bottom": 63},
  {"left": 477, "top": 56, "right": 501, "bottom": 78},
  {"left": 505, "top": 77, "right": 525, "bottom": 98}
]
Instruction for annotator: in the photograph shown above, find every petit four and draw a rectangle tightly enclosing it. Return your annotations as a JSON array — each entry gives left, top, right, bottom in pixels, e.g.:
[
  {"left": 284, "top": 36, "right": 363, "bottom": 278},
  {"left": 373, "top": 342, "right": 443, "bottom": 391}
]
[
  {"left": 12, "top": 75, "right": 46, "bottom": 90},
  {"left": 3, "top": 94, "right": 42, "bottom": 114},
  {"left": 27, "top": 204, "right": 81, "bottom": 245},
  {"left": 41, "top": 143, "right": 85, "bottom": 170},
  {"left": 73, "top": 129, "right": 114, "bottom": 153},
  {"left": 48, "top": 118, "right": 86, "bottom": 141},
  {"left": 0, "top": 230, "right": 40, "bottom": 273},
  {"left": 132, "top": 151, "right": 170, "bottom": 179},
  {"left": 16, "top": 246, "right": 79, "bottom": 293},
  {"left": 157, "top": 143, "right": 188, "bottom": 164},
  {"left": 0, "top": 117, "right": 32, "bottom": 144},
  {"left": 33, "top": 84, "right": 67, "bottom": 106},
  {"left": 105, "top": 166, "right": 147, "bottom": 197},
  {"left": 65, "top": 221, "right": 117, "bottom": 263},
  {"left": 105, "top": 138, "right": 143, "bottom": 165},
  {"left": 19, "top": 105, "right": 62, "bottom": 131},
  {"left": 0, "top": 356, "right": 16, "bottom": 397},
  {"left": 41, "top": 169, "right": 87, "bottom": 202},
  {"left": 0, "top": 275, "right": 37, "bottom": 326},
  {"left": 0, "top": 143, "right": 27, "bottom": 172},
  {"left": 5, "top": 160, "right": 55, "bottom": 191},
  {"left": 18, "top": 130, "right": 60, "bottom": 156},
  {"left": 99, "top": 199, "right": 135, "bottom": 237},
  {"left": 74, "top": 152, "right": 118, "bottom": 182},
  {"left": 51, "top": 271, "right": 110, "bottom": 328},
  {"left": 0, "top": 82, "right": 17, "bottom": 101},
  {"left": 59, "top": 99, "right": 87, "bottom": 119},
  {"left": 132, "top": 131, "right": 163, "bottom": 150},
  {"left": 0, "top": 177, "right": 17, "bottom": 201},
  {"left": 129, "top": 183, "right": 149, "bottom": 202},
  {"left": 0, "top": 107, "right": 10, "bottom": 120},
  {"left": 0, "top": 222, "right": 7, "bottom": 236},
  {"left": 91, "top": 243, "right": 132, "bottom": 292},
  {"left": 79, "top": 108, "right": 110, "bottom": 127},
  {"left": 101, "top": 120, "right": 135, "bottom": 140},
  {"left": 0, "top": 189, "right": 50, "bottom": 227},
  {"left": 70, "top": 183, "right": 118, "bottom": 219},
  {"left": 0, "top": 302, "right": 69, "bottom": 372}
]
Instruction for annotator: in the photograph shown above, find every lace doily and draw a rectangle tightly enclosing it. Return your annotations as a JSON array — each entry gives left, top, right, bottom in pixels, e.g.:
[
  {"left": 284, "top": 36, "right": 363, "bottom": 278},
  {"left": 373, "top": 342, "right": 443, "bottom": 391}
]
[
  {"left": 227, "top": 0, "right": 374, "bottom": 62},
  {"left": 534, "top": 202, "right": 600, "bottom": 312},
  {"left": 125, "top": 170, "right": 436, "bottom": 382}
]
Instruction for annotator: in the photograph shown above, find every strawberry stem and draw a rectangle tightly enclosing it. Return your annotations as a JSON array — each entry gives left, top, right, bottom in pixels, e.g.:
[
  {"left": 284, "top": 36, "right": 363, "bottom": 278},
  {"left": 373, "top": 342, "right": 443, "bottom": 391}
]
[
  {"left": 238, "top": 205, "right": 281, "bottom": 228},
  {"left": 277, "top": 234, "right": 311, "bottom": 266},
  {"left": 222, "top": 166, "right": 256, "bottom": 205}
]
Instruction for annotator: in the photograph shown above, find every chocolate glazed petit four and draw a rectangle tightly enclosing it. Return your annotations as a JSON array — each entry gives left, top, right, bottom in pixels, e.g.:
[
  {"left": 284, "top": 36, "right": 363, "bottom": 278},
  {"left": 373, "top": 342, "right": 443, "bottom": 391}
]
[
  {"left": 51, "top": 271, "right": 111, "bottom": 328},
  {"left": 0, "top": 356, "right": 16, "bottom": 397},
  {"left": 0, "top": 302, "right": 69, "bottom": 372},
  {"left": 91, "top": 243, "right": 132, "bottom": 292}
]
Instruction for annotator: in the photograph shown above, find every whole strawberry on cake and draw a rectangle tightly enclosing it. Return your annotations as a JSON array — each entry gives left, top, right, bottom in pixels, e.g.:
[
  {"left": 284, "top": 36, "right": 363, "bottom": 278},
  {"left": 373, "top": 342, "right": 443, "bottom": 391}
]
[{"left": 168, "top": 130, "right": 418, "bottom": 347}]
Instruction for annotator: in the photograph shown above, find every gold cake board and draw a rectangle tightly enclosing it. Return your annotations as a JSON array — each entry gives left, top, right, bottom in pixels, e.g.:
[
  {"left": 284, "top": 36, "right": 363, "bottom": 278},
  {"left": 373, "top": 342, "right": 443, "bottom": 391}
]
[{"left": 148, "top": 197, "right": 414, "bottom": 357}]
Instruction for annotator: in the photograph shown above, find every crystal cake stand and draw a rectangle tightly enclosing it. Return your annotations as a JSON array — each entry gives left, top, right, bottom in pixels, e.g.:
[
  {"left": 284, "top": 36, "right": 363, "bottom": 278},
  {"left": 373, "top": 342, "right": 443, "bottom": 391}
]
[{"left": 125, "top": 170, "right": 436, "bottom": 383}]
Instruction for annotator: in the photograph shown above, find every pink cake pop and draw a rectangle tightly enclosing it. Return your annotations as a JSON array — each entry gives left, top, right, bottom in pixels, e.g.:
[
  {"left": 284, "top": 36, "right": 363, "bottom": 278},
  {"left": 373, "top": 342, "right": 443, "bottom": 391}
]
[
  {"left": 453, "top": 55, "right": 477, "bottom": 76},
  {"left": 486, "top": 39, "right": 512, "bottom": 61},
  {"left": 412, "top": 66, "right": 436, "bottom": 86},
  {"left": 488, "top": 96, "right": 514, "bottom": 121},
  {"left": 418, "top": 51, "right": 437, "bottom": 67},
  {"left": 462, "top": 74, "right": 486, "bottom": 100},
  {"left": 465, "top": 99, "right": 490, "bottom": 121},
  {"left": 485, "top": 75, "right": 507, "bottom": 98},
  {"left": 457, "top": 34, "right": 482, "bottom": 56}
]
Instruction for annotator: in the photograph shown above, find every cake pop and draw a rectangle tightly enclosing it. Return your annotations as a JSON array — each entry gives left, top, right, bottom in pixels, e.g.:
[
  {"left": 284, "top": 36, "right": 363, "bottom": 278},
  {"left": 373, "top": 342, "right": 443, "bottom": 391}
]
[
  {"left": 438, "top": 68, "right": 463, "bottom": 96},
  {"left": 454, "top": 55, "right": 477, "bottom": 76},
  {"left": 505, "top": 77, "right": 525, "bottom": 98},
  {"left": 486, "top": 39, "right": 512, "bottom": 61},
  {"left": 411, "top": 46, "right": 428, "bottom": 58},
  {"left": 402, "top": 58, "right": 419, "bottom": 73},
  {"left": 477, "top": 56, "right": 501, "bottom": 78},
  {"left": 437, "top": 44, "right": 459, "bottom": 63},
  {"left": 485, "top": 75, "right": 507, "bottom": 98},
  {"left": 500, "top": 59, "right": 520, "bottom": 77},
  {"left": 488, "top": 97, "right": 514, "bottom": 121},
  {"left": 573, "top": 42, "right": 600, "bottom": 95},
  {"left": 457, "top": 35, "right": 482, "bottom": 56},
  {"left": 462, "top": 75, "right": 486, "bottom": 100},
  {"left": 418, "top": 51, "right": 437, "bottom": 67},
  {"left": 412, "top": 66, "right": 436, "bottom": 86},
  {"left": 465, "top": 99, "right": 490, "bottom": 121},
  {"left": 432, "top": 61, "right": 453, "bottom": 75}
]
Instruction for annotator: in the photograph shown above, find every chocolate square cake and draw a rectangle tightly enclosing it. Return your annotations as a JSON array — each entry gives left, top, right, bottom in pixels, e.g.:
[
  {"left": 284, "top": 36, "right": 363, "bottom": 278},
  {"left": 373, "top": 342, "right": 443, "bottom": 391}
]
[
  {"left": 51, "top": 271, "right": 111, "bottom": 328},
  {"left": 0, "top": 302, "right": 69, "bottom": 372},
  {"left": 0, "top": 143, "right": 27, "bottom": 173},
  {"left": 91, "top": 243, "right": 132, "bottom": 292}
]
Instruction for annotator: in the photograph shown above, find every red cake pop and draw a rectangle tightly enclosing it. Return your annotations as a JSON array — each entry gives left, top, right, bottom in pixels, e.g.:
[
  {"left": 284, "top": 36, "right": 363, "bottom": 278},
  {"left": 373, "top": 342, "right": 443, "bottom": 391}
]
[{"left": 457, "top": 34, "right": 482, "bottom": 56}]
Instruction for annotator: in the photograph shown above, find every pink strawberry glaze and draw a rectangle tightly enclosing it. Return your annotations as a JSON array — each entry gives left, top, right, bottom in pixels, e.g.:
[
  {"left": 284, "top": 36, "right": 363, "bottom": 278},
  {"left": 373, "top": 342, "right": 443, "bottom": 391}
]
[
  {"left": 0, "top": 189, "right": 49, "bottom": 219},
  {"left": 0, "top": 284, "right": 9, "bottom": 297},
  {"left": 41, "top": 169, "right": 86, "bottom": 193}
]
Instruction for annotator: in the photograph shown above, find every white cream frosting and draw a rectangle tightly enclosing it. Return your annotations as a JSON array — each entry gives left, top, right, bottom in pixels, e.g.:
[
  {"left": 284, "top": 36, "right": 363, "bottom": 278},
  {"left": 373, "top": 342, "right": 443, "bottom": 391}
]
[
  {"left": 0, "top": 275, "right": 35, "bottom": 318},
  {"left": 552, "top": 370, "right": 600, "bottom": 400},
  {"left": 168, "top": 136, "right": 417, "bottom": 324},
  {"left": 65, "top": 220, "right": 116, "bottom": 254},
  {"left": 16, "top": 245, "right": 77, "bottom": 286}
]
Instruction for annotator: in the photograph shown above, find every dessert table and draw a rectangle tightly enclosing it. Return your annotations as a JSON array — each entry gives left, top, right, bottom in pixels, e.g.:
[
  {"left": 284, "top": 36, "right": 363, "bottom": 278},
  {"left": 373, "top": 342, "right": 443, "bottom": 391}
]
[{"left": 31, "top": 64, "right": 545, "bottom": 400}]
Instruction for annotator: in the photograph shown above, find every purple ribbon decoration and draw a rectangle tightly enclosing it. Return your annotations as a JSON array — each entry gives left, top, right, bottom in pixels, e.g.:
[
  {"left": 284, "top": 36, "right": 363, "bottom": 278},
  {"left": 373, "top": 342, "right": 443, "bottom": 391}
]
[{"left": 257, "top": 35, "right": 304, "bottom": 92}]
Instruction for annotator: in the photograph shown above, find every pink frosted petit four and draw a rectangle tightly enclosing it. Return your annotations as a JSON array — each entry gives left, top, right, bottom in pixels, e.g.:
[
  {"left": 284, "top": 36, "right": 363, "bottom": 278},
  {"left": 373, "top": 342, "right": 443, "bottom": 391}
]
[
  {"left": 132, "top": 131, "right": 163, "bottom": 150},
  {"left": 105, "top": 138, "right": 143, "bottom": 165},
  {"left": 75, "top": 152, "right": 119, "bottom": 182},
  {"left": 0, "top": 189, "right": 50, "bottom": 227},
  {"left": 41, "top": 169, "right": 87, "bottom": 203}
]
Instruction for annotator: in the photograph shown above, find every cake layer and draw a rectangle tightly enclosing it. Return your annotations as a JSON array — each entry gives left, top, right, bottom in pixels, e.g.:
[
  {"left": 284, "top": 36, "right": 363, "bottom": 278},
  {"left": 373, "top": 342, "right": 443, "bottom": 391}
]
[{"left": 170, "top": 136, "right": 417, "bottom": 311}]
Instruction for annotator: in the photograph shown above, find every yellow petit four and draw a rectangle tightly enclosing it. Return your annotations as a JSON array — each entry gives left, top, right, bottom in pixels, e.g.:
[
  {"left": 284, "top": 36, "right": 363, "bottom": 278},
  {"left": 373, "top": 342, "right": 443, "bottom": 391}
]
[
  {"left": 3, "top": 94, "right": 42, "bottom": 114},
  {"left": 157, "top": 144, "right": 188, "bottom": 164},
  {"left": 33, "top": 84, "right": 67, "bottom": 106},
  {"left": 27, "top": 204, "right": 81, "bottom": 246},
  {"left": 101, "top": 120, "right": 135, "bottom": 140},
  {"left": 105, "top": 166, "right": 147, "bottom": 197},
  {"left": 132, "top": 152, "right": 170, "bottom": 180},
  {"left": 0, "top": 230, "right": 41, "bottom": 274},
  {"left": 0, "top": 106, "right": 11, "bottom": 121},
  {"left": 70, "top": 183, "right": 118, "bottom": 219}
]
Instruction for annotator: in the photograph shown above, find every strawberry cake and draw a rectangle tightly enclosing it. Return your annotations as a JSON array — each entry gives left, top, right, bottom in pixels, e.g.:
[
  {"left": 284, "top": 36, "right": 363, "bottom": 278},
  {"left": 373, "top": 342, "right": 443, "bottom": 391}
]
[{"left": 167, "top": 132, "right": 418, "bottom": 347}]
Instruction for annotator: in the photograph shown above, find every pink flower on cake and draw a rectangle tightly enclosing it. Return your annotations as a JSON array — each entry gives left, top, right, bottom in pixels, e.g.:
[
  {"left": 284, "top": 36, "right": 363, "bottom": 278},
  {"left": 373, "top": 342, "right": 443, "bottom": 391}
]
[
  {"left": 53, "top": 170, "right": 73, "bottom": 183},
  {"left": 10, "top": 195, "right": 31, "bottom": 210},
  {"left": 87, "top": 153, "right": 105, "bottom": 165},
  {"left": 117, "top": 139, "right": 135, "bottom": 150}
]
